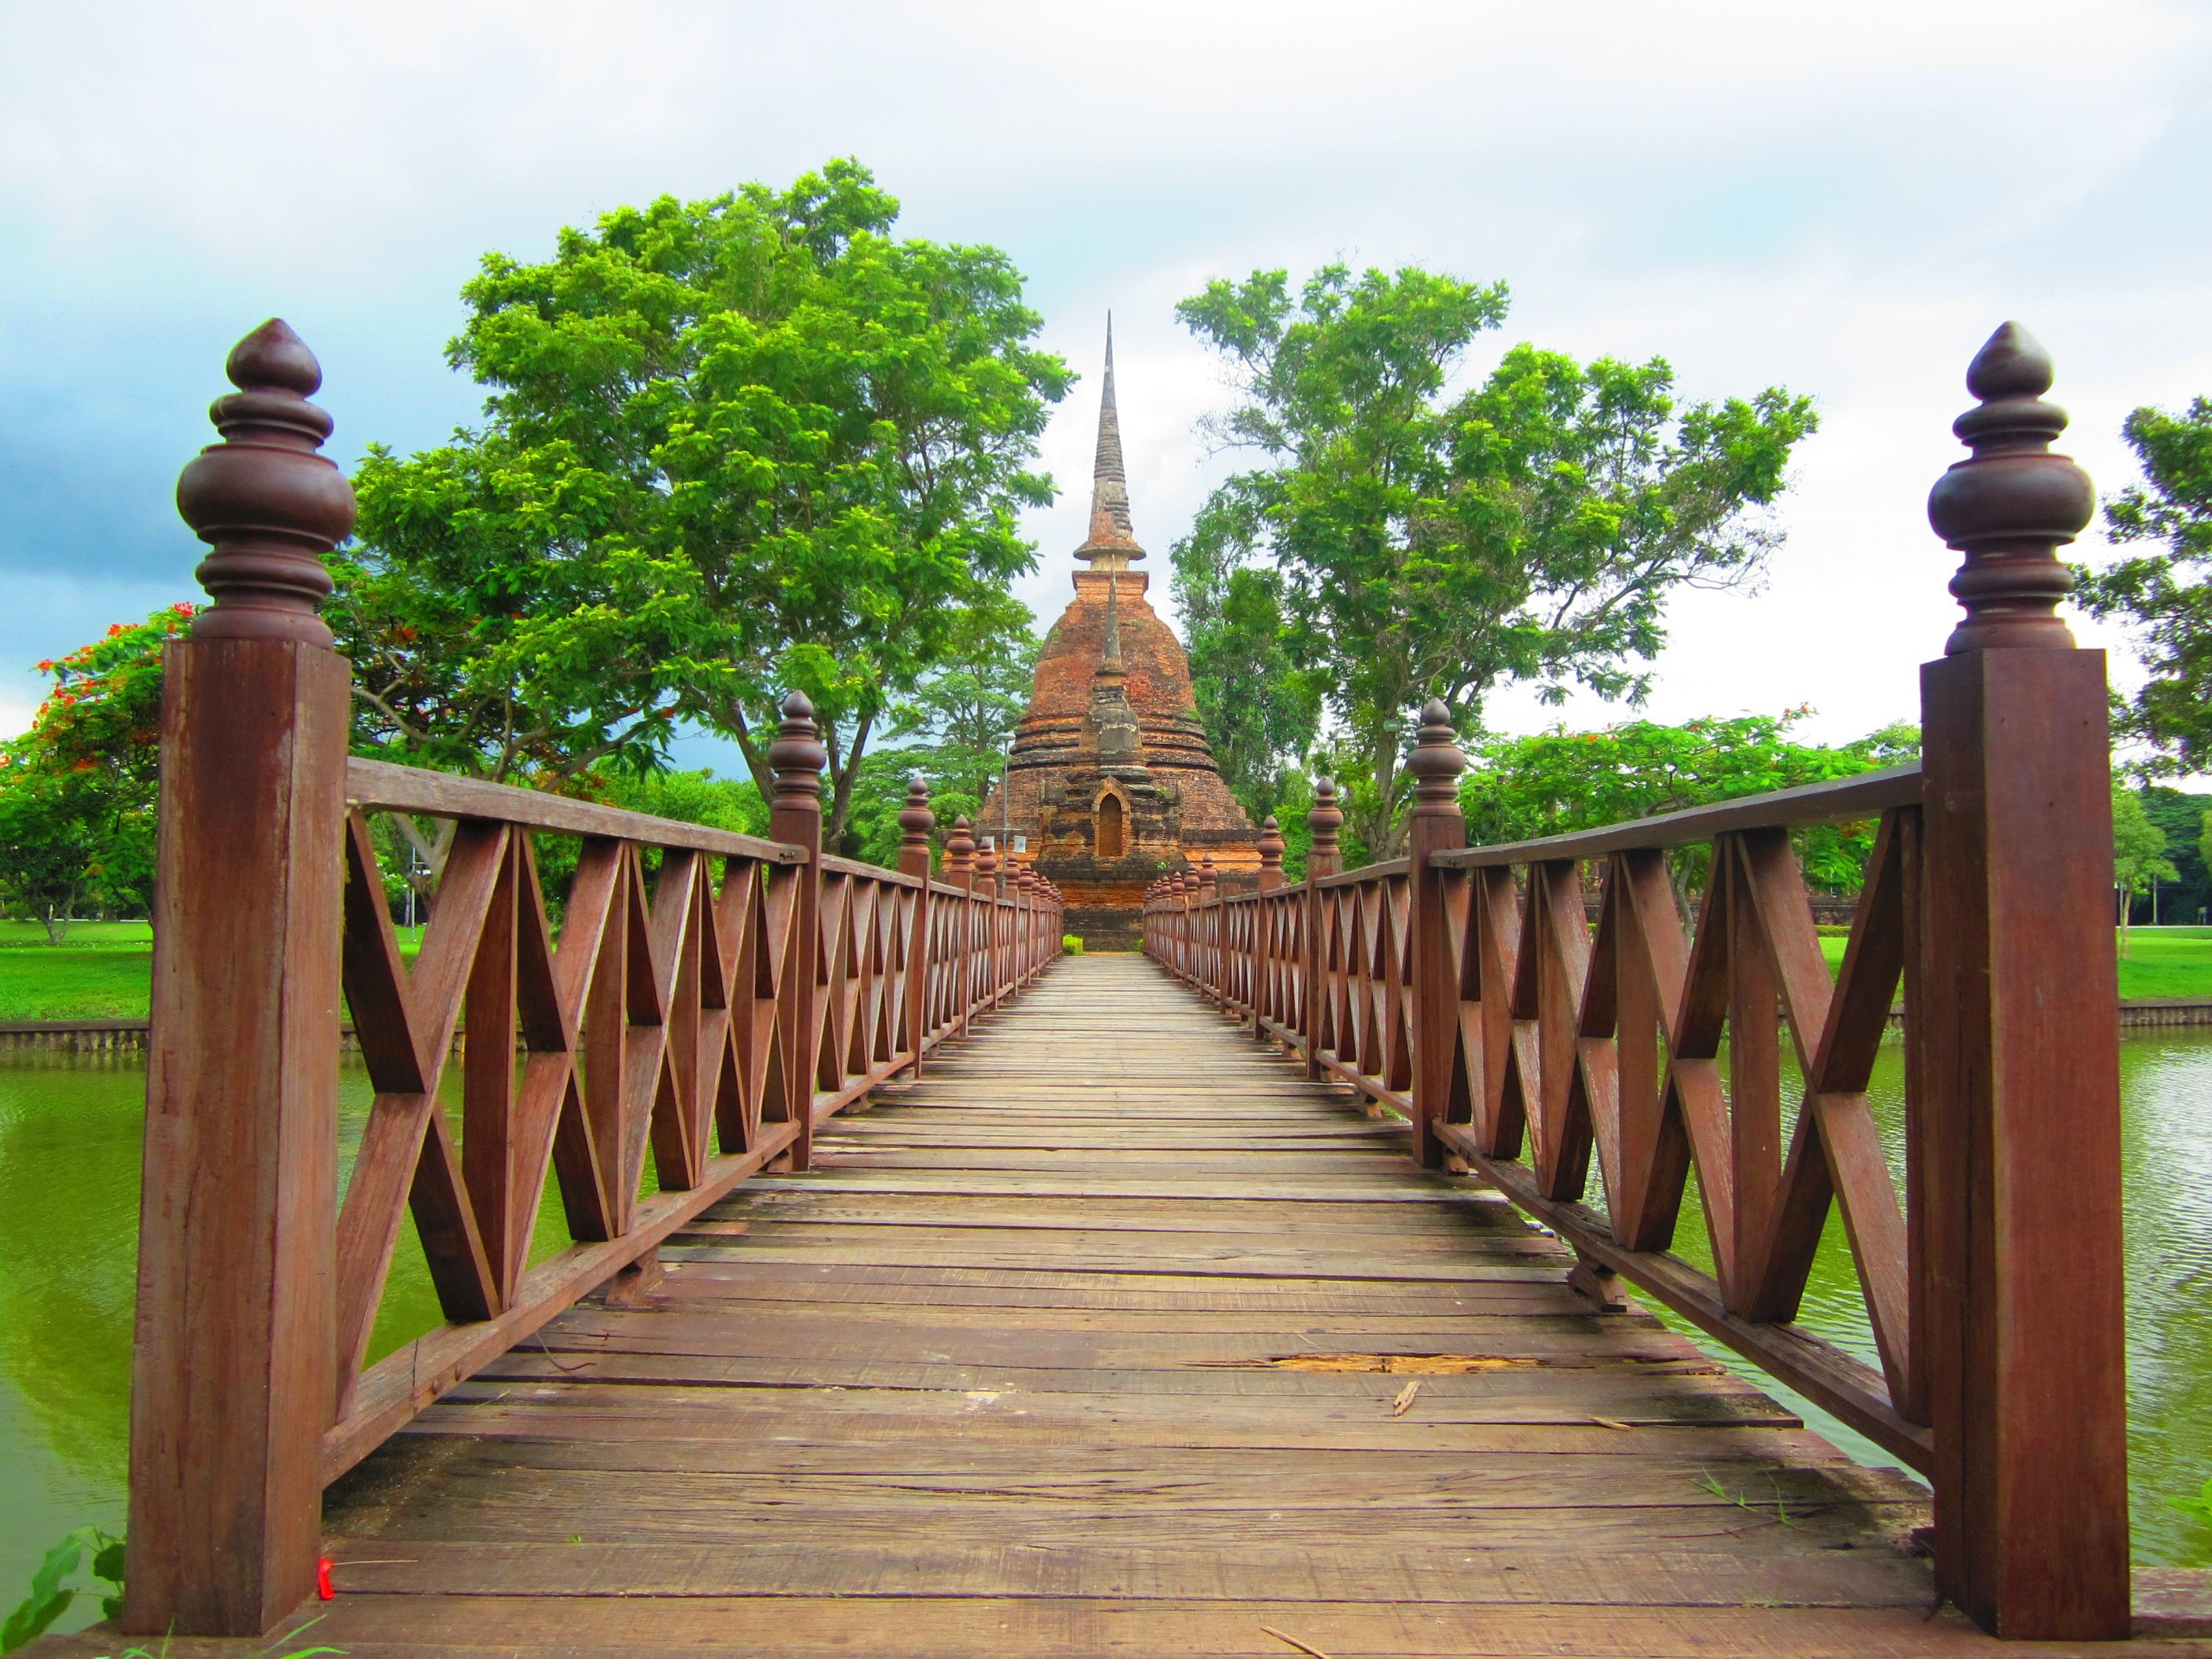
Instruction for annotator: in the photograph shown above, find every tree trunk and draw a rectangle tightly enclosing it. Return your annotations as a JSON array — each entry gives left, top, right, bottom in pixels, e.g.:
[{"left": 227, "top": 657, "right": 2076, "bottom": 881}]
[
  {"left": 1361, "top": 742, "right": 1405, "bottom": 862},
  {"left": 825, "top": 713, "right": 874, "bottom": 849}
]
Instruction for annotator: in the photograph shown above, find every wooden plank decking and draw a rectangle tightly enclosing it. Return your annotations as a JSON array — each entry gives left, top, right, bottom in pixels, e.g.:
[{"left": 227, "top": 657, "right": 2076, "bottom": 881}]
[{"left": 64, "top": 956, "right": 2203, "bottom": 1655}]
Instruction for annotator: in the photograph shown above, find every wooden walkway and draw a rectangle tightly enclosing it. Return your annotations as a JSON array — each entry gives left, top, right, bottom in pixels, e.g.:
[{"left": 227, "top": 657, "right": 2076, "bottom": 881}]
[{"left": 69, "top": 957, "right": 2199, "bottom": 1655}]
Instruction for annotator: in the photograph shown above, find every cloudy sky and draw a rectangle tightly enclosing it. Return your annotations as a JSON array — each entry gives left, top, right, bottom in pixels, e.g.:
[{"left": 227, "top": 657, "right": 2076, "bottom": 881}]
[{"left": 4, "top": 1, "right": 2208, "bottom": 774}]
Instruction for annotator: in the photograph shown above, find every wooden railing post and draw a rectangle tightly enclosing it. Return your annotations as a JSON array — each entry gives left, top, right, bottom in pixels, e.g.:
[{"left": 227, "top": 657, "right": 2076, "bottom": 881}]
[
  {"left": 1256, "top": 817, "right": 1286, "bottom": 1040},
  {"left": 1198, "top": 856, "right": 1218, "bottom": 996},
  {"left": 768, "top": 693, "right": 826, "bottom": 1173},
  {"left": 126, "top": 321, "right": 353, "bottom": 1636},
  {"left": 1258, "top": 818, "right": 1286, "bottom": 893},
  {"left": 945, "top": 818, "right": 976, "bottom": 1040},
  {"left": 1406, "top": 701, "right": 1468, "bottom": 1170},
  {"left": 896, "top": 775, "right": 934, "bottom": 1075},
  {"left": 1174, "top": 872, "right": 1192, "bottom": 980},
  {"left": 1917, "top": 324, "right": 2128, "bottom": 1639},
  {"left": 1302, "top": 779, "right": 1343, "bottom": 1079},
  {"left": 976, "top": 841, "right": 1001, "bottom": 1004}
]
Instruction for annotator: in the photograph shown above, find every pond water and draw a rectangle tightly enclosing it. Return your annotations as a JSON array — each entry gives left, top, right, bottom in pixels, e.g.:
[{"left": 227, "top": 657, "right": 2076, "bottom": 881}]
[
  {"left": 0, "top": 1033, "right": 2207, "bottom": 1625},
  {"left": 1646, "top": 1030, "right": 2212, "bottom": 1569}
]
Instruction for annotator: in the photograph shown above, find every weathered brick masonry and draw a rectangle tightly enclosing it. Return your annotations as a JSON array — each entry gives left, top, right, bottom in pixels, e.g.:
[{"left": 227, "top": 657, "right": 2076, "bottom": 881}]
[{"left": 980, "top": 322, "right": 1258, "bottom": 947}]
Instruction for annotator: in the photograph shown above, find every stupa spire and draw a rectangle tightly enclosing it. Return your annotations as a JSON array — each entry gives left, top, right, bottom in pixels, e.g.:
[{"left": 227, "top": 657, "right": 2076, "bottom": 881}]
[{"left": 1075, "top": 314, "right": 1143, "bottom": 569}]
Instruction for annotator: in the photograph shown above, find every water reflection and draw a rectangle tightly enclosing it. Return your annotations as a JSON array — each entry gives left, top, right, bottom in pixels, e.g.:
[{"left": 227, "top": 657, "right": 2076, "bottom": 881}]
[
  {"left": 0, "top": 1053, "right": 574, "bottom": 1624},
  {"left": 1640, "top": 1027, "right": 2212, "bottom": 1566}
]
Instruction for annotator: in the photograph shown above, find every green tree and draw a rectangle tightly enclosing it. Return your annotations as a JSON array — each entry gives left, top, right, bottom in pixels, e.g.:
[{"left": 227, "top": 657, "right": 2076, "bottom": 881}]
[
  {"left": 2112, "top": 786, "right": 2178, "bottom": 954},
  {"left": 884, "top": 593, "right": 1042, "bottom": 819},
  {"left": 1459, "top": 712, "right": 1918, "bottom": 899},
  {"left": 1170, "top": 553, "right": 1322, "bottom": 825},
  {"left": 605, "top": 767, "right": 769, "bottom": 840},
  {"left": 2199, "top": 808, "right": 2212, "bottom": 911},
  {"left": 0, "top": 606, "right": 185, "bottom": 939},
  {"left": 2077, "top": 397, "right": 2212, "bottom": 773},
  {"left": 1176, "top": 264, "right": 1817, "bottom": 854},
  {"left": 2134, "top": 787, "right": 2212, "bottom": 924},
  {"left": 348, "top": 158, "right": 1068, "bottom": 851}
]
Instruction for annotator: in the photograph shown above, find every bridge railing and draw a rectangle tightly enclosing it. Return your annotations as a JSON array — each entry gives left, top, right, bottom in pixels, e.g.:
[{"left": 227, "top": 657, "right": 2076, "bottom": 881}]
[
  {"left": 1146, "top": 324, "right": 2130, "bottom": 1643},
  {"left": 124, "top": 321, "right": 1062, "bottom": 1636}
]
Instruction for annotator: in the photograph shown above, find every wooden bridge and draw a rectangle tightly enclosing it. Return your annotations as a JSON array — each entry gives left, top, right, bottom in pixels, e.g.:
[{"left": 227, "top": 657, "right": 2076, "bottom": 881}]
[{"left": 46, "top": 322, "right": 2212, "bottom": 1654}]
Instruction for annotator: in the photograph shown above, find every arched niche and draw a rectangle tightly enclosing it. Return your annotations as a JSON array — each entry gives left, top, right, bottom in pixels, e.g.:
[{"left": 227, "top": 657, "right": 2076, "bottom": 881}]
[{"left": 1093, "top": 786, "right": 1129, "bottom": 859}]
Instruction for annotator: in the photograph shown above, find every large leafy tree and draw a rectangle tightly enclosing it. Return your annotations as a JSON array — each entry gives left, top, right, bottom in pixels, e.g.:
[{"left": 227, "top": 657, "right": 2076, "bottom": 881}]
[
  {"left": 2076, "top": 397, "right": 2212, "bottom": 774},
  {"left": 1459, "top": 712, "right": 1918, "bottom": 897},
  {"left": 2112, "top": 786, "right": 2178, "bottom": 954},
  {"left": 1170, "top": 552, "right": 1323, "bottom": 826},
  {"left": 884, "top": 592, "right": 1041, "bottom": 823},
  {"left": 1175, "top": 264, "right": 1817, "bottom": 853},
  {"left": 348, "top": 159, "right": 1069, "bottom": 847},
  {"left": 0, "top": 606, "right": 185, "bottom": 939}
]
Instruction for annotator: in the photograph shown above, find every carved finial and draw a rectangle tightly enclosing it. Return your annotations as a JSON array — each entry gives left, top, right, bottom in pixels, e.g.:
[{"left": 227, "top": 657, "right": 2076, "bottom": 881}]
[
  {"left": 1408, "top": 698, "right": 1468, "bottom": 808},
  {"left": 898, "top": 774, "right": 933, "bottom": 858},
  {"left": 175, "top": 319, "right": 356, "bottom": 646},
  {"left": 767, "top": 692, "right": 826, "bottom": 808},
  {"left": 1308, "top": 778, "right": 1342, "bottom": 847},
  {"left": 1258, "top": 815, "right": 1287, "bottom": 890},
  {"left": 1198, "top": 854, "right": 1218, "bottom": 899},
  {"left": 976, "top": 840, "right": 1000, "bottom": 883},
  {"left": 1926, "top": 322, "right": 2095, "bottom": 654},
  {"left": 944, "top": 816, "right": 976, "bottom": 879}
]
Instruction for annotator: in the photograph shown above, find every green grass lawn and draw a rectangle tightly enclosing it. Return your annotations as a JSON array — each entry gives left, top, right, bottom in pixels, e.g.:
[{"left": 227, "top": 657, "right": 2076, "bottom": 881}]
[
  {"left": 1815, "top": 925, "right": 2212, "bottom": 1002},
  {"left": 6, "top": 920, "right": 2212, "bottom": 1023},
  {"left": 0, "top": 921, "right": 156, "bottom": 1020},
  {"left": 0, "top": 921, "right": 426, "bottom": 1021}
]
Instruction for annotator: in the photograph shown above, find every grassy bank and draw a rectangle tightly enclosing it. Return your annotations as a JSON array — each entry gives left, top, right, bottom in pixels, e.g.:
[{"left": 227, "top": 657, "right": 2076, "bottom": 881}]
[
  {"left": 7, "top": 921, "right": 2212, "bottom": 1023},
  {"left": 0, "top": 921, "right": 424, "bottom": 1022},
  {"left": 1819, "top": 925, "right": 2212, "bottom": 1002},
  {"left": 0, "top": 922, "right": 155, "bottom": 1021}
]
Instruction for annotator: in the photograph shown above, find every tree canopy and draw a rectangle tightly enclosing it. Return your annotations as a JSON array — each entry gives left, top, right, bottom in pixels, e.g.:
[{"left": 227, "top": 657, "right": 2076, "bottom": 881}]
[
  {"left": 1172, "top": 558, "right": 1323, "bottom": 827},
  {"left": 345, "top": 159, "right": 1070, "bottom": 844},
  {"left": 1172, "top": 263, "right": 1818, "bottom": 853},
  {"left": 1459, "top": 711, "right": 1918, "bottom": 895},
  {"left": 2077, "top": 396, "right": 2212, "bottom": 775},
  {"left": 0, "top": 605, "right": 185, "bottom": 938},
  {"left": 2112, "top": 786, "right": 2178, "bottom": 951},
  {"left": 882, "top": 591, "right": 1041, "bottom": 832}
]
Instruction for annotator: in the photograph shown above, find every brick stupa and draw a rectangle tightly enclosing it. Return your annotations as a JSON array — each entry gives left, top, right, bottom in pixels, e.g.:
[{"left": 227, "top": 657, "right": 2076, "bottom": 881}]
[{"left": 980, "top": 321, "right": 1259, "bottom": 947}]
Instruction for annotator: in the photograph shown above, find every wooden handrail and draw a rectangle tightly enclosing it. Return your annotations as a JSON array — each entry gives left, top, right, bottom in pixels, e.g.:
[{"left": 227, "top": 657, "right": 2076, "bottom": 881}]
[
  {"left": 346, "top": 756, "right": 808, "bottom": 862},
  {"left": 1145, "top": 324, "right": 2131, "bottom": 1643},
  {"left": 820, "top": 849, "right": 925, "bottom": 886},
  {"left": 123, "top": 322, "right": 1064, "bottom": 1639},
  {"left": 1429, "top": 763, "right": 1923, "bottom": 867}
]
